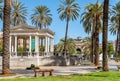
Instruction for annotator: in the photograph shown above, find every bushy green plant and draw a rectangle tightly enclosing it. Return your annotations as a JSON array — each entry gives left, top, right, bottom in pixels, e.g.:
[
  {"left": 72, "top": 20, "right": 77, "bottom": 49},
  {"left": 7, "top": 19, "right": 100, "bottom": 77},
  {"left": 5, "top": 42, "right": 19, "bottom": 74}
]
[
  {"left": 107, "top": 43, "right": 114, "bottom": 57},
  {"left": 99, "top": 47, "right": 102, "bottom": 54},
  {"left": 18, "top": 47, "right": 23, "bottom": 53},
  {"left": 116, "top": 58, "right": 120, "bottom": 61},
  {"left": 32, "top": 49, "right": 35, "bottom": 52},
  {"left": 26, "top": 48, "right": 29, "bottom": 51},
  {"left": 0, "top": 45, "right": 3, "bottom": 52},
  {"left": 39, "top": 45, "right": 45, "bottom": 52},
  {"left": 55, "top": 38, "right": 77, "bottom": 55},
  {"left": 26, "top": 64, "right": 39, "bottom": 70}
]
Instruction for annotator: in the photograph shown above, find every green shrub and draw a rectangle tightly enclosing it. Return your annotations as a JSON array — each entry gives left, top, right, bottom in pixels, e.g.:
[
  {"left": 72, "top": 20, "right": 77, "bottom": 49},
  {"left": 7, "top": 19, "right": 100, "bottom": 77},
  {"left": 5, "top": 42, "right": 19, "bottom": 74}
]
[
  {"left": 26, "top": 64, "right": 39, "bottom": 70},
  {"left": 32, "top": 49, "right": 35, "bottom": 52},
  {"left": 18, "top": 47, "right": 23, "bottom": 53},
  {"left": 39, "top": 45, "right": 45, "bottom": 52},
  {"left": 0, "top": 45, "right": 3, "bottom": 52},
  {"left": 116, "top": 58, "right": 120, "bottom": 61}
]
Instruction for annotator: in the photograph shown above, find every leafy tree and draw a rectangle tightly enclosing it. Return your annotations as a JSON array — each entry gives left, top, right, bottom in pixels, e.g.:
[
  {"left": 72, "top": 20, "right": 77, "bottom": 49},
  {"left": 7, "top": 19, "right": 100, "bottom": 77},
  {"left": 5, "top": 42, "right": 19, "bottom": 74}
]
[
  {"left": 107, "top": 43, "right": 114, "bottom": 57},
  {"left": 55, "top": 38, "right": 76, "bottom": 55},
  {"left": 11, "top": 0, "right": 27, "bottom": 26},
  {"left": 31, "top": 5, "right": 52, "bottom": 29},
  {"left": 57, "top": 0, "right": 80, "bottom": 56},
  {"left": 99, "top": 47, "right": 102, "bottom": 54}
]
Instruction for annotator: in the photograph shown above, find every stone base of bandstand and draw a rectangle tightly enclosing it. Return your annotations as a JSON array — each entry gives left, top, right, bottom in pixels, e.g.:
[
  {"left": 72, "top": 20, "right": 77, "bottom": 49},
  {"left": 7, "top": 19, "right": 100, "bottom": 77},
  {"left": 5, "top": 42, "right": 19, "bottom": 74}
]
[
  {"left": 9, "top": 56, "right": 54, "bottom": 67},
  {"left": 0, "top": 54, "right": 82, "bottom": 68}
]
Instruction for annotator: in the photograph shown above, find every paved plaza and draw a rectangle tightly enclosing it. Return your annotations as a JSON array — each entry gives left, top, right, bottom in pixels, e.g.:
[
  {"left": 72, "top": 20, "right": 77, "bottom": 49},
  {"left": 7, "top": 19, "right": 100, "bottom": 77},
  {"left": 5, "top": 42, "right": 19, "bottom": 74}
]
[
  {"left": 0, "top": 66, "right": 99, "bottom": 79},
  {"left": 0, "top": 60, "right": 119, "bottom": 79}
]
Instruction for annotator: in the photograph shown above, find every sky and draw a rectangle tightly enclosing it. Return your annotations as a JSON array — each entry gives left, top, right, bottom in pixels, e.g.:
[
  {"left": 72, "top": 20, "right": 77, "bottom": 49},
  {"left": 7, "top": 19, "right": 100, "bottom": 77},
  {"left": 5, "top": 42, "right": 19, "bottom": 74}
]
[{"left": 0, "top": 0, "right": 119, "bottom": 44}]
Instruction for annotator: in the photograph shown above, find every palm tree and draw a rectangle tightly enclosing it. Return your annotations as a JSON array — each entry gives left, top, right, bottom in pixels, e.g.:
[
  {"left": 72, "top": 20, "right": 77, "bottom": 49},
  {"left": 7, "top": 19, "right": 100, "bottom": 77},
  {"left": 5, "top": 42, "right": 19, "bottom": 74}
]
[
  {"left": 81, "top": 1, "right": 103, "bottom": 65},
  {"left": 2, "top": 0, "right": 11, "bottom": 74},
  {"left": 0, "top": 0, "right": 3, "bottom": 21},
  {"left": 31, "top": 6, "right": 52, "bottom": 29},
  {"left": 102, "top": 0, "right": 109, "bottom": 71},
  {"left": 57, "top": 0, "right": 80, "bottom": 56},
  {"left": 11, "top": 1, "right": 27, "bottom": 26},
  {"left": 110, "top": 2, "right": 120, "bottom": 57},
  {"left": 81, "top": 3, "right": 95, "bottom": 63},
  {"left": 55, "top": 38, "right": 76, "bottom": 55},
  {"left": 93, "top": 1, "right": 103, "bottom": 66}
]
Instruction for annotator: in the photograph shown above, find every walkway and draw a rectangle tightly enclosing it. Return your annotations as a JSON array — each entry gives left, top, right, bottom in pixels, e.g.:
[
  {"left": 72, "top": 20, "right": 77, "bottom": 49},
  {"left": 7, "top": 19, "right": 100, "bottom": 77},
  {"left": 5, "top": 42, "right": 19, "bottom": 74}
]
[
  {"left": 0, "top": 66, "right": 98, "bottom": 79},
  {"left": 0, "top": 60, "right": 119, "bottom": 79}
]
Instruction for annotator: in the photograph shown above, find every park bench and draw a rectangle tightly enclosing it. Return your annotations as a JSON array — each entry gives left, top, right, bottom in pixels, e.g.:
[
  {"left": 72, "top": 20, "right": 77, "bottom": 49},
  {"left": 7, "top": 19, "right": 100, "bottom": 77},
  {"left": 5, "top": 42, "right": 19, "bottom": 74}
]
[
  {"left": 117, "top": 66, "right": 120, "bottom": 71},
  {"left": 34, "top": 69, "right": 54, "bottom": 77}
]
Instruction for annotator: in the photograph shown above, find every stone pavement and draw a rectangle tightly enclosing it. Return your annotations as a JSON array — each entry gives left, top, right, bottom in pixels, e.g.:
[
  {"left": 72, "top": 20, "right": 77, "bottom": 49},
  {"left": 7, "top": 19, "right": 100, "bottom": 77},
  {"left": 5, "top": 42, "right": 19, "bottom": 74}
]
[
  {"left": 0, "top": 60, "right": 119, "bottom": 79},
  {"left": 0, "top": 65, "right": 99, "bottom": 79}
]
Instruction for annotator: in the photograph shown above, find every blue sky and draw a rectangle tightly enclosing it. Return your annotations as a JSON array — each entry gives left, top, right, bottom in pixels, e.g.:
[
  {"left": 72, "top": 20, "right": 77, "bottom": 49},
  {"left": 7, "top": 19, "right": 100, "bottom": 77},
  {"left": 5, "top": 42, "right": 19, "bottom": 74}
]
[{"left": 1, "top": 0, "right": 119, "bottom": 44}]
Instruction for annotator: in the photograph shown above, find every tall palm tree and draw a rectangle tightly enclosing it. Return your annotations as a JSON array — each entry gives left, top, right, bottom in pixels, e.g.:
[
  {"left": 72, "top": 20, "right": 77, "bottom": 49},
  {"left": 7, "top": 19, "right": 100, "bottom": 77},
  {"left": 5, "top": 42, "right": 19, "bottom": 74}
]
[
  {"left": 110, "top": 2, "right": 120, "bottom": 57},
  {"left": 81, "top": 3, "right": 95, "bottom": 63},
  {"left": 81, "top": 1, "right": 103, "bottom": 65},
  {"left": 31, "top": 6, "right": 52, "bottom": 29},
  {"left": 11, "top": 1, "right": 27, "bottom": 26},
  {"left": 93, "top": 1, "right": 103, "bottom": 66},
  {"left": 0, "top": 0, "right": 3, "bottom": 21},
  {"left": 2, "top": 0, "right": 11, "bottom": 74},
  {"left": 57, "top": 0, "right": 80, "bottom": 56},
  {"left": 102, "top": 0, "right": 109, "bottom": 71}
]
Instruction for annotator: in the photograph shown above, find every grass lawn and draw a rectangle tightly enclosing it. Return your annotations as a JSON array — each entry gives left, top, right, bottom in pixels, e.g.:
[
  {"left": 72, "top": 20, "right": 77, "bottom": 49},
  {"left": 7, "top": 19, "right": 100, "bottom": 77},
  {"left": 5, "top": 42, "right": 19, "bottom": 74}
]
[{"left": 1, "top": 71, "right": 120, "bottom": 81}]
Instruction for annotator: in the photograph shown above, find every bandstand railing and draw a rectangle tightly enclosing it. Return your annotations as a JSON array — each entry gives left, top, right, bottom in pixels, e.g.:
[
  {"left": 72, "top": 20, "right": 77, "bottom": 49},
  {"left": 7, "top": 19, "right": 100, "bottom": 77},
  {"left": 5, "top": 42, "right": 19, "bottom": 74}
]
[{"left": 10, "top": 52, "right": 54, "bottom": 57}]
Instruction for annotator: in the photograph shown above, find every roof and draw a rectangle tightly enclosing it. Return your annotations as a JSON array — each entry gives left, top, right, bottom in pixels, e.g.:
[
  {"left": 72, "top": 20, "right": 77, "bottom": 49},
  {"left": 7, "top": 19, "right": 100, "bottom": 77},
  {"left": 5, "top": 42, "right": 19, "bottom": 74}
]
[{"left": 10, "top": 24, "right": 55, "bottom": 35}]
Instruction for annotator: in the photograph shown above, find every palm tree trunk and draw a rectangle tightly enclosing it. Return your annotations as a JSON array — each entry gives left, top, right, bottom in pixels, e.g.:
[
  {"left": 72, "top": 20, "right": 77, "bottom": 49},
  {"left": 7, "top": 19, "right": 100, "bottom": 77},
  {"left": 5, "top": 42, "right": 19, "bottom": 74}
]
[
  {"left": 90, "top": 22, "right": 95, "bottom": 63},
  {"left": 118, "top": 16, "right": 120, "bottom": 57},
  {"left": 2, "top": 0, "right": 11, "bottom": 74},
  {"left": 64, "top": 18, "right": 69, "bottom": 57},
  {"left": 94, "top": 15, "right": 99, "bottom": 66},
  {"left": 102, "top": 0, "right": 109, "bottom": 71},
  {"left": 90, "top": 32, "right": 95, "bottom": 63},
  {"left": 40, "top": 22, "right": 42, "bottom": 29},
  {"left": 115, "top": 32, "right": 118, "bottom": 57}
]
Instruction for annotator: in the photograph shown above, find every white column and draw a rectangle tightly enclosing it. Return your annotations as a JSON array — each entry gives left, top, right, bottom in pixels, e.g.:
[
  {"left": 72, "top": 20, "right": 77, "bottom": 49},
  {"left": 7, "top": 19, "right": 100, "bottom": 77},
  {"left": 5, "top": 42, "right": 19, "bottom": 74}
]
[
  {"left": 29, "top": 36, "right": 32, "bottom": 53},
  {"left": 45, "top": 36, "right": 48, "bottom": 53},
  {"left": 15, "top": 36, "right": 17, "bottom": 56},
  {"left": 38, "top": 37, "right": 40, "bottom": 47},
  {"left": 50, "top": 38, "right": 54, "bottom": 52},
  {"left": 41, "top": 38, "right": 44, "bottom": 46},
  {"left": 52, "top": 38, "right": 54, "bottom": 52},
  {"left": 39, "top": 38, "right": 41, "bottom": 46},
  {"left": 47, "top": 37, "right": 49, "bottom": 53},
  {"left": 9, "top": 36, "right": 12, "bottom": 53},
  {"left": 35, "top": 36, "right": 39, "bottom": 54},
  {"left": 43, "top": 38, "right": 45, "bottom": 46}
]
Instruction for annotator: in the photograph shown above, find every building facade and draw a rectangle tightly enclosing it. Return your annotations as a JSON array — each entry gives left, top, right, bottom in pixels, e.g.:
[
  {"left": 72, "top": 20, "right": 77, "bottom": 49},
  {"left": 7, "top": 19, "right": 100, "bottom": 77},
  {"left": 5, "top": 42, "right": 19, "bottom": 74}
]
[{"left": 0, "top": 24, "right": 55, "bottom": 57}]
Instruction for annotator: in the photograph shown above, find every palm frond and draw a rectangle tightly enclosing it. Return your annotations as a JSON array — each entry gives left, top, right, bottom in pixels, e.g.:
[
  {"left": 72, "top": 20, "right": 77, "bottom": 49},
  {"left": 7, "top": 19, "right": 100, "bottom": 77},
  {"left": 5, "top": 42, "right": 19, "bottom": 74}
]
[
  {"left": 31, "top": 5, "right": 52, "bottom": 29},
  {"left": 57, "top": 0, "right": 80, "bottom": 22},
  {"left": 11, "top": 1, "right": 27, "bottom": 26}
]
